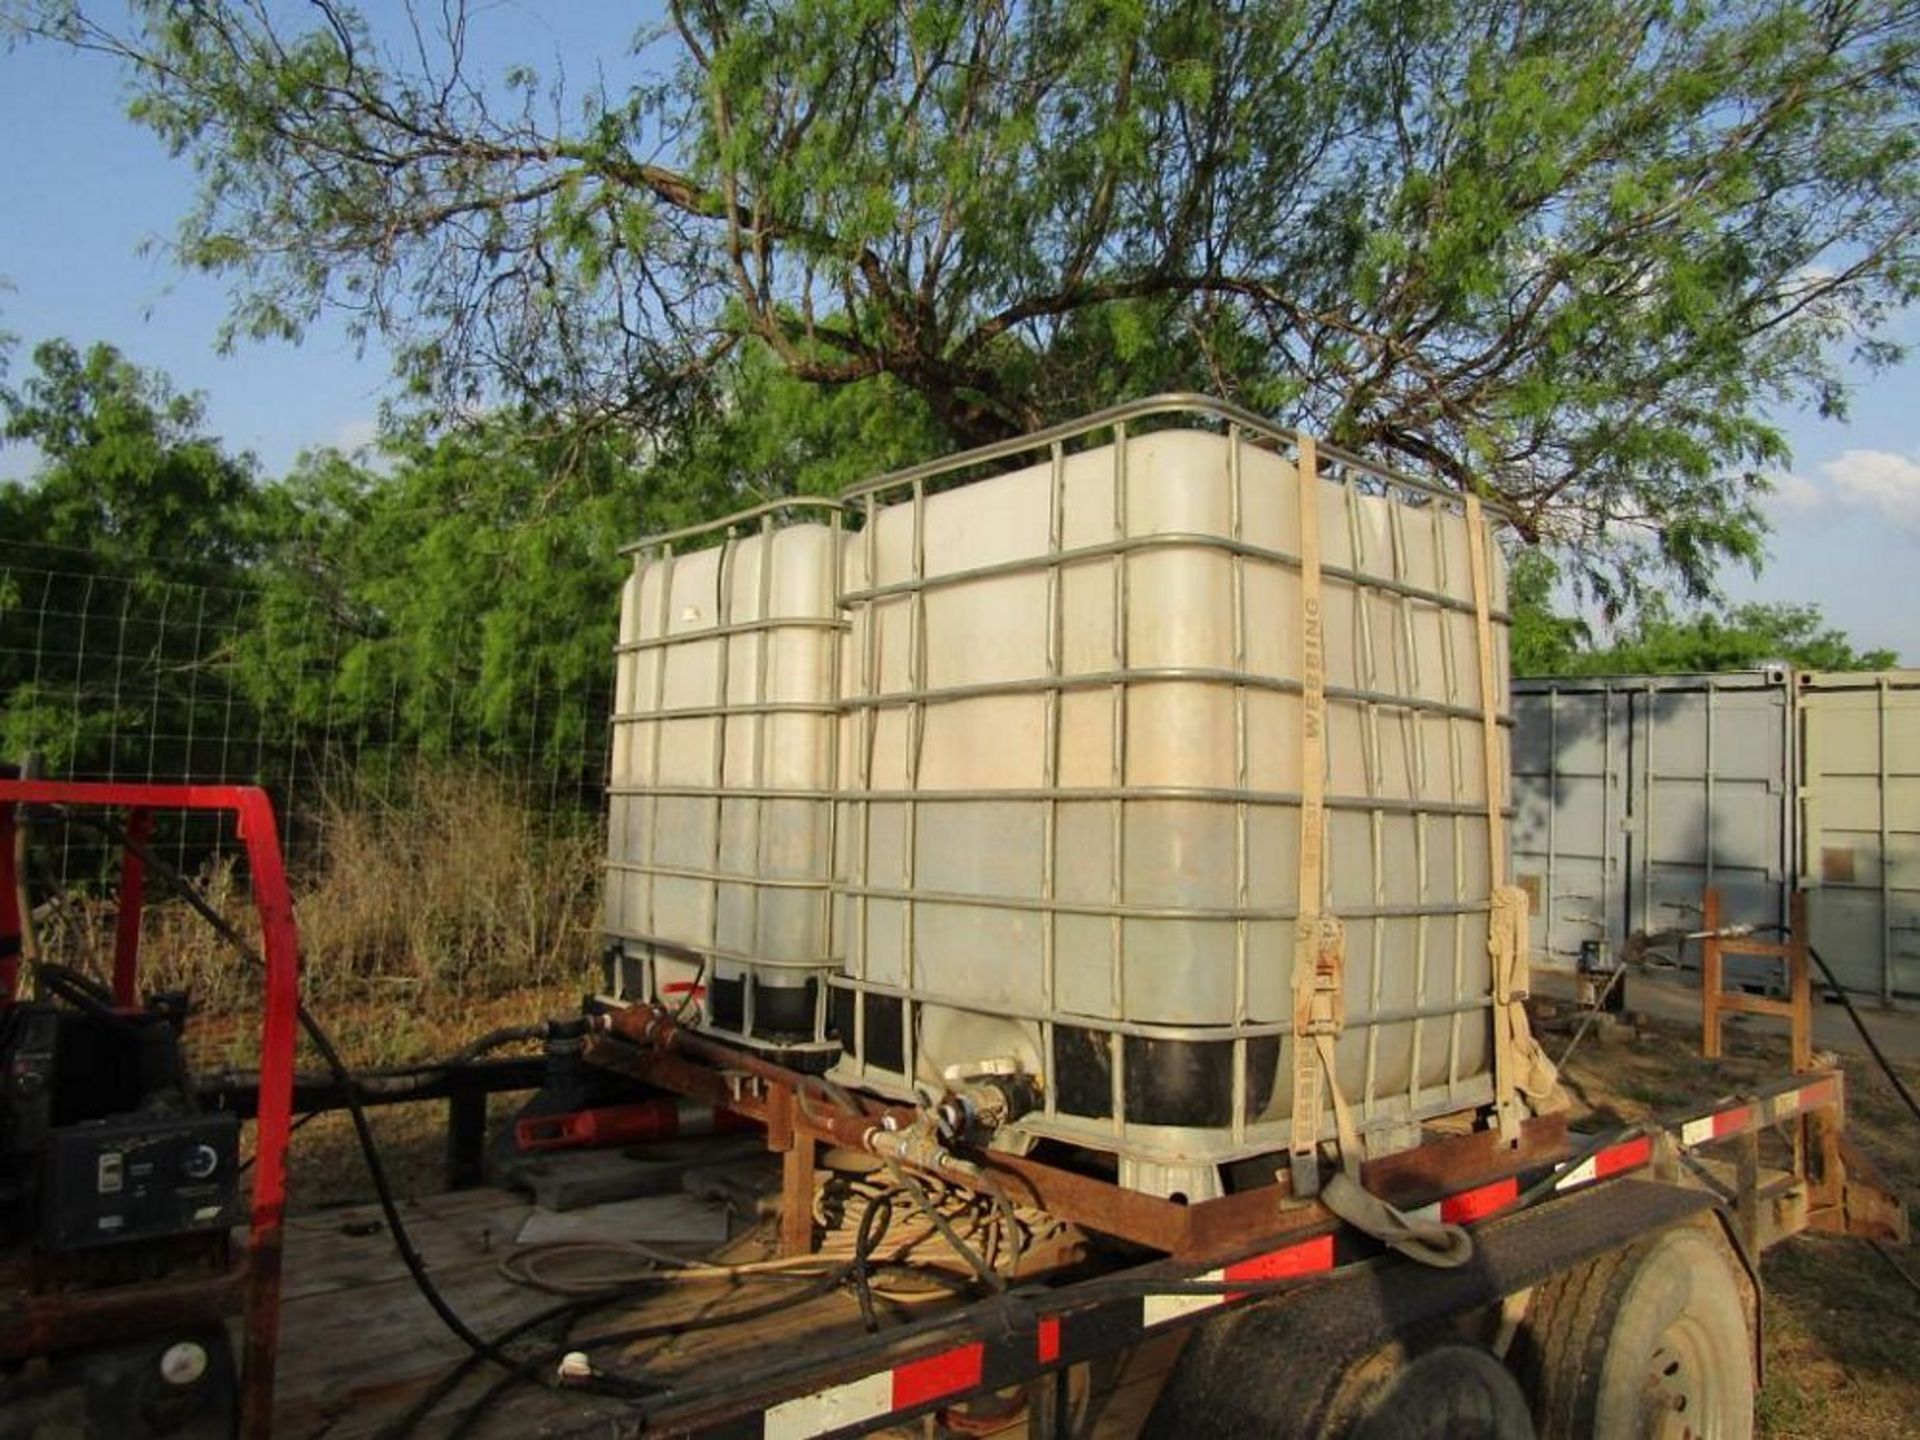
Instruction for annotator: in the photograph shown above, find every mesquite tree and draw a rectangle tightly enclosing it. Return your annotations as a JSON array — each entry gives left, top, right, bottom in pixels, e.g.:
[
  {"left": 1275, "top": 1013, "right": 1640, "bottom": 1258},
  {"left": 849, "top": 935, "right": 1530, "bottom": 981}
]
[{"left": 11, "top": 0, "right": 1918, "bottom": 602}]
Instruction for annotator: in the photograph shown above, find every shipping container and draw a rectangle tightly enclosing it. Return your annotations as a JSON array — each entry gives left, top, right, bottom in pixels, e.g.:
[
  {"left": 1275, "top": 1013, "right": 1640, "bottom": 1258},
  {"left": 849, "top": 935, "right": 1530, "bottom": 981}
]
[
  {"left": 1511, "top": 667, "right": 1919, "bottom": 1002},
  {"left": 1798, "top": 670, "right": 1920, "bottom": 1002}
]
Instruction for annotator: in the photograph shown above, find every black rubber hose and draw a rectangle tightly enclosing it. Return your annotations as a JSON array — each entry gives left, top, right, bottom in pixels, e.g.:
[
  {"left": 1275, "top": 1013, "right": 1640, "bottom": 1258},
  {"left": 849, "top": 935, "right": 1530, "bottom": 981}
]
[
  {"left": 439, "top": 1267, "right": 853, "bottom": 1440},
  {"left": 850, "top": 1184, "right": 894, "bottom": 1333},
  {"left": 32, "top": 960, "right": 120, "bottom": 1018},
  {"left": 446, "top": 1024, "right": 546, "bottom": 1063},
  {"left": 374, "top": 1288, "right": 631, "bottom": 1440},
  {"left": 1512, "top": 1124, "right": 1646, "bottom": 1212},
  {"left": 809, "top": 1075, "right": 1006, "bottom": 1294},
  {"left": 1806, "top": 943, "right": 1920, "bottom": 1125}
]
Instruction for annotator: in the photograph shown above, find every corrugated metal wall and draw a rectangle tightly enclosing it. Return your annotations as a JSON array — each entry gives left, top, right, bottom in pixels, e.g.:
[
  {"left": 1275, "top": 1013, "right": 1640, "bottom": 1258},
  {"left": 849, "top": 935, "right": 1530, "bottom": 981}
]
[
  {"left": 1510, "top": 670, "right": 1796, "bottom": 976},
  {"left": 1799, "top": 671, "right": 1920, "bottom": 1002},
  {"left": 1512, "top": 667, "right": 1919, "bottom": 1002}
]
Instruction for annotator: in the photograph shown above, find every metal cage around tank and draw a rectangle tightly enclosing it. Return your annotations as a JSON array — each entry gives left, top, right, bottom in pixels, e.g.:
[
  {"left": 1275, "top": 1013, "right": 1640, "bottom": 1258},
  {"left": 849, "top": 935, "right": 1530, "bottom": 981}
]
[
  {"left": 603, "top": 499, "right": 850, "bottom": 1066},
  {"left": 818, "top": 395, "right": 1519, "bottom": 1197}
]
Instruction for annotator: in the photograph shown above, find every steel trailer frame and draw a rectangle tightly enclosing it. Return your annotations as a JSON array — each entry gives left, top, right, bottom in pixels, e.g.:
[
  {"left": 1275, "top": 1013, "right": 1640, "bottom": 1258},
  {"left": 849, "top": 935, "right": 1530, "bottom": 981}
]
[
  {"left": 576, "top": 1015, "right": 1904, "bottom": 1440},
  {"left": 0, "top": 779, "right": 301, "bottom": 1440}
]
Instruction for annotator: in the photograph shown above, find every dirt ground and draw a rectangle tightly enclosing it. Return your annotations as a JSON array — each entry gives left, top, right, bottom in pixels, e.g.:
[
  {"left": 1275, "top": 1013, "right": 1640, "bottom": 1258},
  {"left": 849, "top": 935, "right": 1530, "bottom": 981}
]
[{"left": 260, "top": 984, "right": 1920, "bottom": 1438}]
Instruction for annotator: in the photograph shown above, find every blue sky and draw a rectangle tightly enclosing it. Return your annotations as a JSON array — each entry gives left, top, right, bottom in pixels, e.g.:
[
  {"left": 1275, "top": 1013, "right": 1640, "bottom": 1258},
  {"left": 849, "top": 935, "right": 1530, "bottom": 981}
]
[{"left": 1, "top": 7, "right": 1915, "bottom": 663}]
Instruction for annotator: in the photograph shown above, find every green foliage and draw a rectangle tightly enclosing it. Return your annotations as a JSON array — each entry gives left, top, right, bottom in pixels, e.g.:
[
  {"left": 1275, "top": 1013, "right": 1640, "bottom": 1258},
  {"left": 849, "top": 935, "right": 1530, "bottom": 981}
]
[
  {"left": 0, "top": 340, "right": 261, "bottom": 775},
  {"left": 11, "top": 0, "right": 1916, "bottom": 604},
  {"left": 654, "top": 345, "right": 950, "bottom": 501},
  {"left": 231, "top": 352, "right": 947, "bottom": 772},
  {"left": 237, "top": 412, "right": 661, "bottom": 772},
  {"left": 1, "top": 338, "right": 261, "bottom": 569},
  {"left": 1568, "top": 602, "right": 1900, "bottom": 676},
  {"left": 1509, "top": 550, "right": 1899, "bottom": 676},
  {"left": 1507, "top": 548, "right": 1590, "bottom": 677},
  {"left": 0, "top": 340, "right": 651, "bottom": 785}
]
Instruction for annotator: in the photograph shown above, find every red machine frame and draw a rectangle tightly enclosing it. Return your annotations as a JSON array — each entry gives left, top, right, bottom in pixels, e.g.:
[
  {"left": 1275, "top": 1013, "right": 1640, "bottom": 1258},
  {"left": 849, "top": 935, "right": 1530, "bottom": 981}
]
[{"left": 0, "top": 780, "right": 299, "bottom": 1440}]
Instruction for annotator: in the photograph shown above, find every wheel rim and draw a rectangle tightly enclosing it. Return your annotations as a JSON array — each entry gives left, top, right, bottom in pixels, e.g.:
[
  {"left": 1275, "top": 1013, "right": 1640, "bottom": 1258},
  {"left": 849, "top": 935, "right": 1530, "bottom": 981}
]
[{"left": 1640, "top": 1315, "right": 1720, "bottom": 1440}]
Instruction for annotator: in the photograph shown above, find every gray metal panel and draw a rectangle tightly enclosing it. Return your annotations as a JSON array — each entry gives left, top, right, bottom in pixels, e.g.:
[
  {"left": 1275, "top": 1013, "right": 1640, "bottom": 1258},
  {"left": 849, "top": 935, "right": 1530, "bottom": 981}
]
[
  {"left": 1511, "top": 684, "right": 1624, "bottom": 966},
  {"left": 1511, "top": 671, "right": 1793, "bottom": 976},
  {"left": 1799, "top": 671, "right": 1920, "bottom": 1002}
]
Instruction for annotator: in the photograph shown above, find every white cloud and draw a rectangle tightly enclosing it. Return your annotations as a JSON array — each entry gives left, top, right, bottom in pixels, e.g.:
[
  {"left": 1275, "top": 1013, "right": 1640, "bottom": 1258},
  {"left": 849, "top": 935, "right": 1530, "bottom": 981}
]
[
  {"left": 328, "top": 416, "right": 380, "bottom": 455},
  {"left": 1767, "top": 448, "right": 1920, "bottom": 531},
  {"left": 1766, "top": 469, "right": 1826, "bottom": 514},
  {"left": 1822, "top": 448, "right": 1920, "bottom": 529}
]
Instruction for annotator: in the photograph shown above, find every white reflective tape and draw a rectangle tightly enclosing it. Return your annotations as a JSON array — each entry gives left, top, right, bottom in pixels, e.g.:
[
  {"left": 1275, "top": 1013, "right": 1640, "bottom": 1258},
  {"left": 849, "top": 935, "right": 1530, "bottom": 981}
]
[
  {"left": 1143, "top": 1269, "right": 1228, "bottom": 1327},
  {"left": 1774, "top": 1090, "right": 1800, "bottom": 1119},
  {"left": 1406, "top": 1200, "right": 1443, "bottom": 1226},
  {"left": 1553, "top": 1156, "right": 1598, "bottom": 1193},
  {"left": 763, "top": 1371, "right": 893, "bottom": 1440},
  {"left": 1680, "top": 1117, "right": 1714, "bottom": 1148}
]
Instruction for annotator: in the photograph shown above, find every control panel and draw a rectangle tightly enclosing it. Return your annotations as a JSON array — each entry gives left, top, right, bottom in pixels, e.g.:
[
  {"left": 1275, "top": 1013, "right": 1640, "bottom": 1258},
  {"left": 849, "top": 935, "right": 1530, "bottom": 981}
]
[{"left": 41, "top": 1113, "right": 240, "bottom": 1251}]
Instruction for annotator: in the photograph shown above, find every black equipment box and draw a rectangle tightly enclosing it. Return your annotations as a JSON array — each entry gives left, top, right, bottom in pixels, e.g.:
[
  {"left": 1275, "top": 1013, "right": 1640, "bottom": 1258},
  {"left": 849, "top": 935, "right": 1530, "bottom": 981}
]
[{"left": 40, "top": 1113, "right": 240, "bottom": 1251}]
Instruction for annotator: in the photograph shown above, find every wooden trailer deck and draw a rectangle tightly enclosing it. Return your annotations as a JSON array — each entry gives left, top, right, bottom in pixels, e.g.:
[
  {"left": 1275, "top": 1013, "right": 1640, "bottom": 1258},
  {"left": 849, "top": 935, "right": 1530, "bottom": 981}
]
[
  {"left": 264, "top": 1066, "right": 1904, "bottom": 1440},
  {"left": 267, "top": 1176, "right": 1156, "bottom": 1439}
]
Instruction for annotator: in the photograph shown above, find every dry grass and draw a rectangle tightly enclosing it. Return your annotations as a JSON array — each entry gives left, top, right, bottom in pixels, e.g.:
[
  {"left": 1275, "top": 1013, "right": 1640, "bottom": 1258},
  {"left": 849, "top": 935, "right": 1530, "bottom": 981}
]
[
  {"left": 20, "top": 769, "right": 601, "bottom": 1209},
  {"left": 28, "top": 767, "right": 603, "bottom": 1069},
  {"left": 1553, "top": 1009, "right": 1920, "bottom": 1440},
  {"left": 289, "top": 770, "right": 603, "bottom": 1003}
]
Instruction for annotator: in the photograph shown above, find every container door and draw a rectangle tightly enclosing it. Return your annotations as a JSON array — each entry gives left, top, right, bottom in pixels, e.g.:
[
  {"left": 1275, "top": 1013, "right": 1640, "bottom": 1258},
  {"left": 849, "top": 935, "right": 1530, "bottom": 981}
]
[
  {"left": 1626, "top": 675, "right": 1793, "bottom": 977},
  {"left": 1512, "top": 673, "right": 1793, "bottom": 980},
  {"left": 1512, "top": 684, "right": 1628, "bottom": 968},
  {"left": 1800, "top": 671, "right": 1920, "bottom": 1002}
]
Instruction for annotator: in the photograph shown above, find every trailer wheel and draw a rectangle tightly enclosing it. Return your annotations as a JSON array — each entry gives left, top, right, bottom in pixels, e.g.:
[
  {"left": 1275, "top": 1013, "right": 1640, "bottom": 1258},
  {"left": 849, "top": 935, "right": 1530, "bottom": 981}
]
[
  {"left": 1520, "top": 1223, "right": 1753, "bottom": 1440},
  {"left": 1342, "top": 1344, "right": 1535, "bottom": 1439}
]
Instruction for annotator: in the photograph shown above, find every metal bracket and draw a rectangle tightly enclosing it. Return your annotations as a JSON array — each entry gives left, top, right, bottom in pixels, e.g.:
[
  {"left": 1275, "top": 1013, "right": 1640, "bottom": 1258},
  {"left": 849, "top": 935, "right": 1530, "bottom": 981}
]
[{"left": 1289, "top": 915, "right": 1347, "bottom": 1197}]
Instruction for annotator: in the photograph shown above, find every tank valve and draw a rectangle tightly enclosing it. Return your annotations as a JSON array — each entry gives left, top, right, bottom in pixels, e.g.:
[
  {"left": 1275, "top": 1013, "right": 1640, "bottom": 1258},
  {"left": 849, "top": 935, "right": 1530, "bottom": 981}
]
[
  {"left": 867, "top": 1117, "right": 983, "bottom": 1180},
  {"left": 932, "top": 1069, "right": 1042, "bottom": 1147}
]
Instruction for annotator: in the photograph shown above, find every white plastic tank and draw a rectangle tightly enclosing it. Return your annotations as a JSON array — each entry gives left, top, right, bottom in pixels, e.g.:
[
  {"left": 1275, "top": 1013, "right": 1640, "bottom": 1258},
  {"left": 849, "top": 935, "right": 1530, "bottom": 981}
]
[
  {"left": 604, "top": 502, "right": 844, "bottom": 1066},
  {"left": 825, "top": 403, "right": 1513, "bottom": 1197}
]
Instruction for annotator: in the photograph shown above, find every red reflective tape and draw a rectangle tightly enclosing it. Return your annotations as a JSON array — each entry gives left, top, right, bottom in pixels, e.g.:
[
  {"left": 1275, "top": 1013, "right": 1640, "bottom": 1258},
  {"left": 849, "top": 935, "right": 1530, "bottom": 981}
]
[
  {"left": 892, "top": 1343, "right": 984, "bottom": 1410},
  {"left": 1222, "top": 1233, "right": 1334, "bottom": 1300},
  {"left": 1594, "top": 1135, "right": 1652, "bottom": 1178},
  {"left": 1441, "top": 1177, "right": 1518, "bottom": 1225},
  {"left": 1798, "top": 1077, "right": 1838, "bottom": 1112},
  {"left": 1037, "top": 1317, "right": 1061, "bottom": 1365},
  {"left": 1712, "top": 1105, "right": 1752, "bottom": 1138}
]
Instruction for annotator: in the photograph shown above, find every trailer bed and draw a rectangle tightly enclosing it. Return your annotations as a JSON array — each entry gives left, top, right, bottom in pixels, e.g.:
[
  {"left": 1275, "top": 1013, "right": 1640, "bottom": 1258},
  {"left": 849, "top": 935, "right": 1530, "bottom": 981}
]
[
  {"left": 271, "top": 1184, "right": 1101, "bottom": 1439},
  {"left": 265, "top": 1068, "right": 1899, "bottom": 1440}
]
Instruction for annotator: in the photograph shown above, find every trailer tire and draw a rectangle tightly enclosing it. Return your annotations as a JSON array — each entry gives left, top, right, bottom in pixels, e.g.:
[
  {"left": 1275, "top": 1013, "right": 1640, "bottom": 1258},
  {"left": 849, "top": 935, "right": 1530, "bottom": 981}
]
[
  {"left": 1343, "top": 1344, "right": 1535, "bottom": 1439},
  {"left": 1147, "top": 1328, "right": 1531, "bottom": 1439},
  {"left": 1519, "top": 1222, "right": 1753, "bottom": 1440}
]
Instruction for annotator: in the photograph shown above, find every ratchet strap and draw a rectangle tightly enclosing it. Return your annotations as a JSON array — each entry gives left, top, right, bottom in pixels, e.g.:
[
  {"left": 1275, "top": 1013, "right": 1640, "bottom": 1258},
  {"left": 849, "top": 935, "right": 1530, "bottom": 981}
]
[
  {"left": 1322, "top": 1170, "right": 1473, "bottom": 1268},
  {"left": 1289, "top": 435, "right": 1342, "bottom": 1198},
  {"left": 1283, "top": 441, "right": 1475, "bottom": 1269},
  {"left": 1464, "top": 494, "right": 1564, "bottom": 1135}
]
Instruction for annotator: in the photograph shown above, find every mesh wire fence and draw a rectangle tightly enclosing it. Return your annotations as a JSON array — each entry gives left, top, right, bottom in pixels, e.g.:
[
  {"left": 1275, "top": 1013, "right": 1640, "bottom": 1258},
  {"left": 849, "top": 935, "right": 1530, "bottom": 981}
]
[{"left": 0, "top": 538, "right": 611, "bottom": 891}]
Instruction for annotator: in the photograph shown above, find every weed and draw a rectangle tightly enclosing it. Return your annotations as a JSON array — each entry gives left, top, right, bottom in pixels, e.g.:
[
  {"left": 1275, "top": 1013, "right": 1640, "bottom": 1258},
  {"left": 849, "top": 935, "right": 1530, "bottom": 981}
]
[{"left": 23, "top": 764, "right": 602, "bottom": 1068}]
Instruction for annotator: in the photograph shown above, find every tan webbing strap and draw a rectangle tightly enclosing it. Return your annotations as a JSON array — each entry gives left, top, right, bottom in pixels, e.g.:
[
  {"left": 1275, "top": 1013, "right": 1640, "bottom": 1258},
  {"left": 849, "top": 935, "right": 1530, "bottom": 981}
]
[
  {"left": 1464, "top": 494, "right": 1533, "bottom": 1138},
  {"left": 1463, "top": 493, "right": 1504, "bottom": 892},
  {"left": 1297, "top": 436, "right": 1326, "bottom": 920},
  {"left": 1289, "top": 437, "right": 1349, "bottom": 1197}
]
